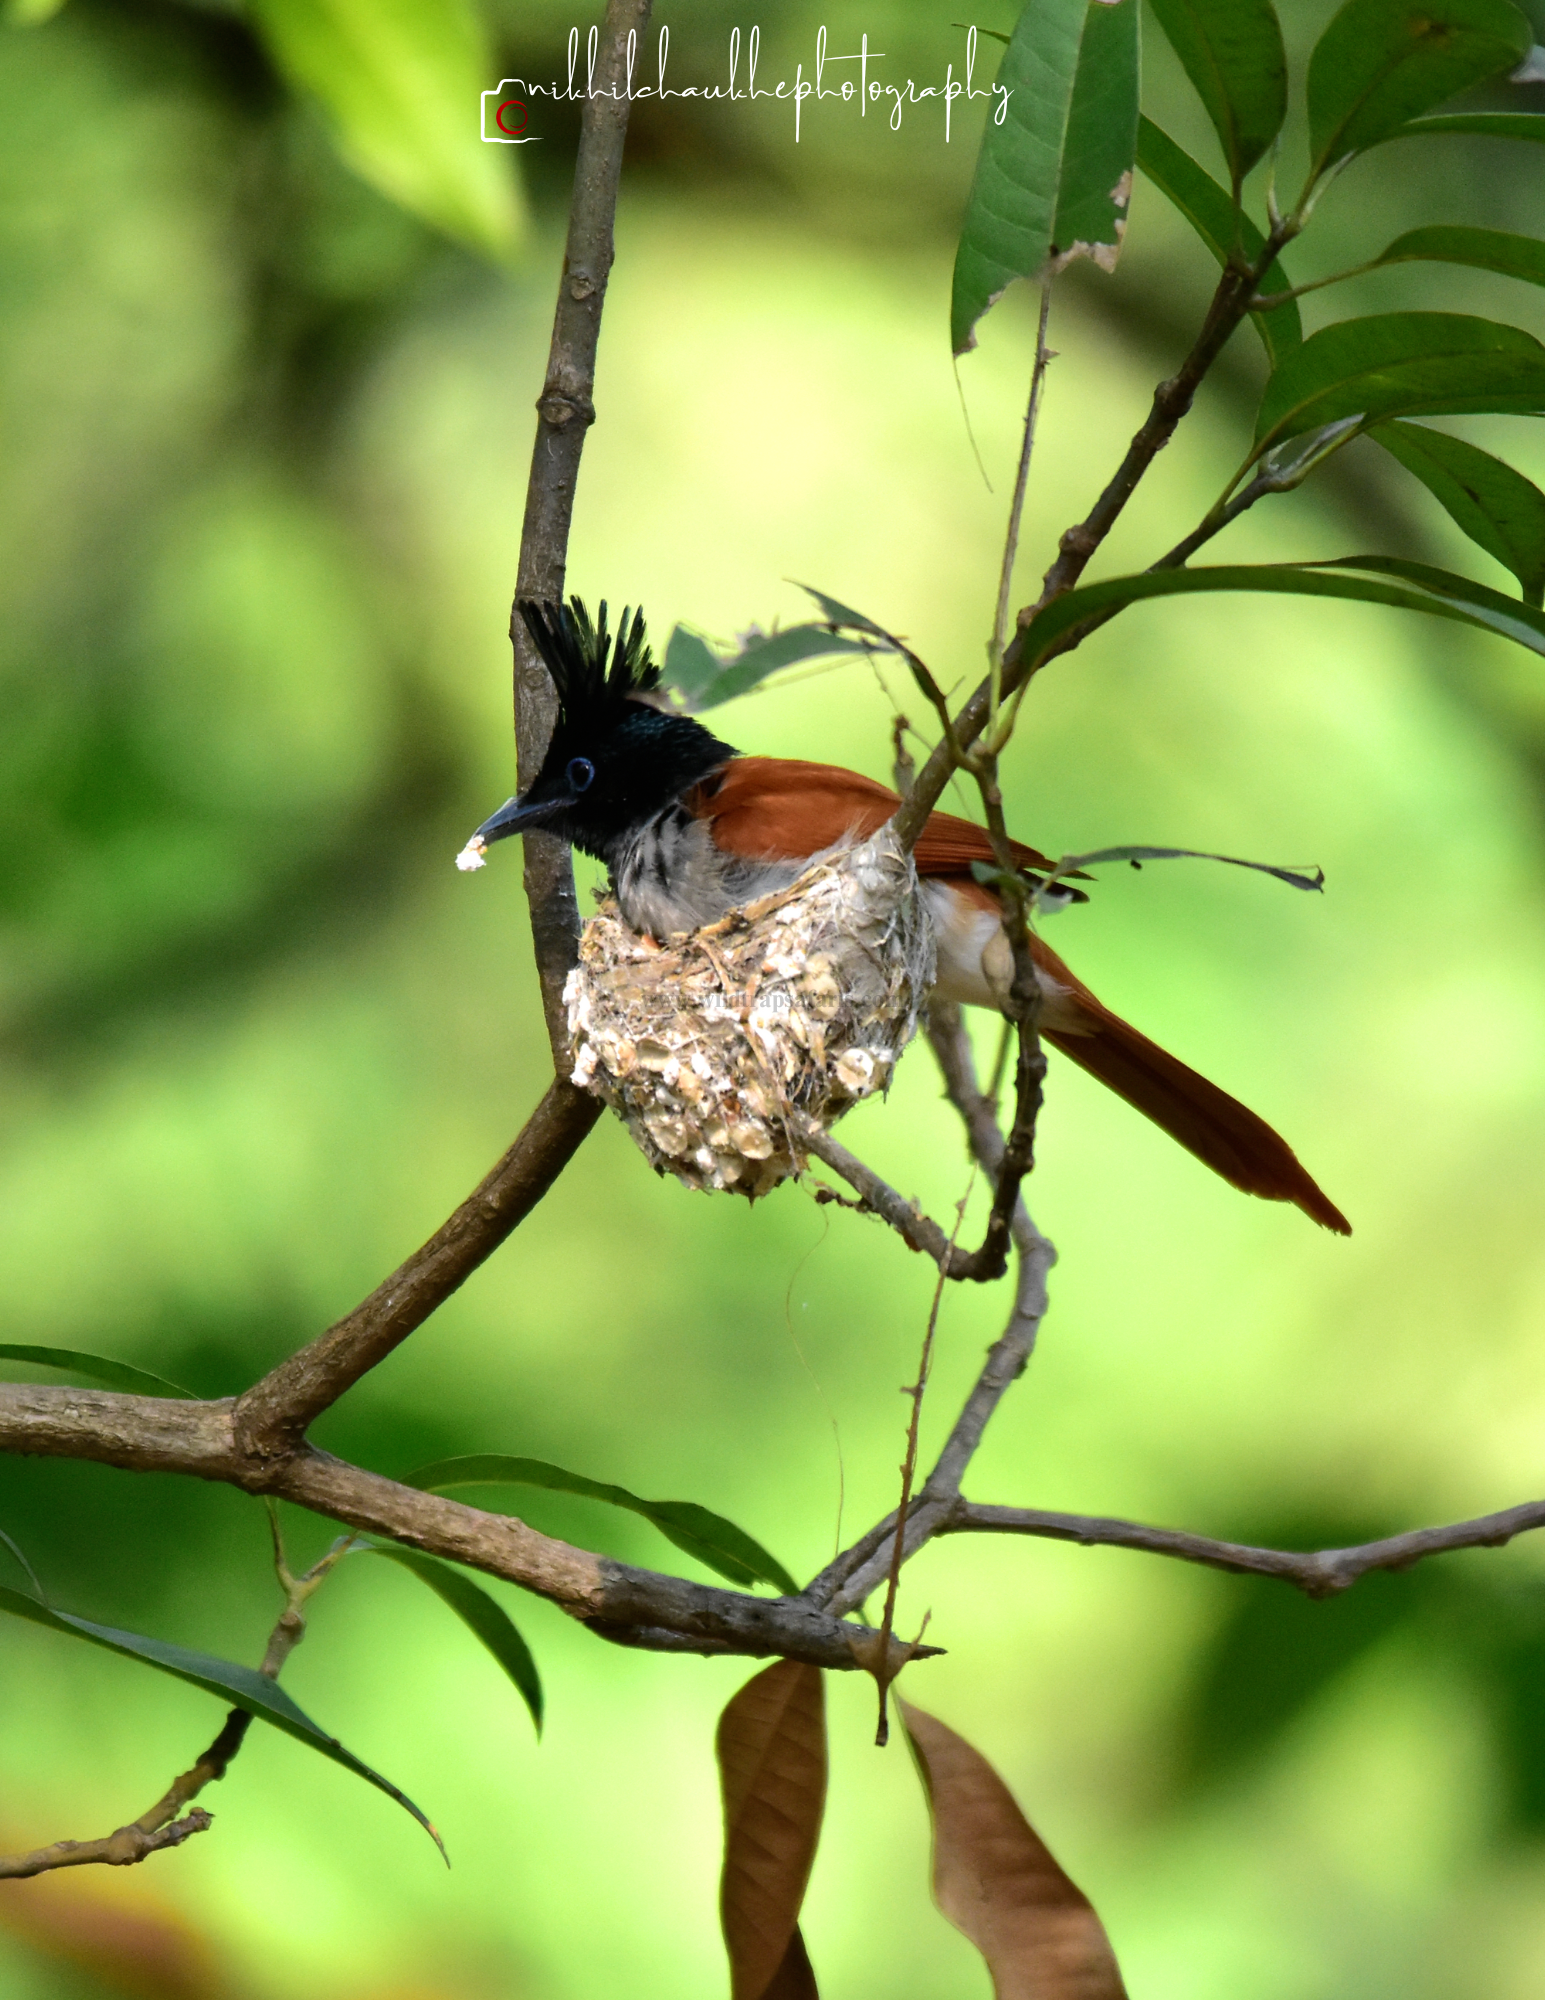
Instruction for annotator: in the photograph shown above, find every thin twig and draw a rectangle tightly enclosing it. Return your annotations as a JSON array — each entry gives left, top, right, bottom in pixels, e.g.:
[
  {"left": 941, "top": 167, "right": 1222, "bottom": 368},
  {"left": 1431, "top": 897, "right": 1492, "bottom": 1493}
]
[
  {"left": 990, "top": 282, "right": 1055, "bottom": 719},
  {"left": 942, "top": 1498, "right": 1545, "bottom": 1598},
  {"left": 873, "top": 1175, "right": 973, "bottom": 1746},
  {"left": 0, "top": 1518, "right": 358, "bottom": 1881}
]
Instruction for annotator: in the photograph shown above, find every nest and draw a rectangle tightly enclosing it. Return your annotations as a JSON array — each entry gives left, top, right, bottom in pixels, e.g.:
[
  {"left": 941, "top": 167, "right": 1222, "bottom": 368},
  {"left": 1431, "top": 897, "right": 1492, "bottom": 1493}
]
[{"left": 563, "top": 827, "right": 936, "bottom": 1197}]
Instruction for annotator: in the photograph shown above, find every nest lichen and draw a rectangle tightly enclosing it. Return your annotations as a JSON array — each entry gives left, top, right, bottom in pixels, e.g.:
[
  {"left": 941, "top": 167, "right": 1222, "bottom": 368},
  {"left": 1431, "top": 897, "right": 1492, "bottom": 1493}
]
[{"left": 563, "top": 826, "right": 935, "bottom": 1196}]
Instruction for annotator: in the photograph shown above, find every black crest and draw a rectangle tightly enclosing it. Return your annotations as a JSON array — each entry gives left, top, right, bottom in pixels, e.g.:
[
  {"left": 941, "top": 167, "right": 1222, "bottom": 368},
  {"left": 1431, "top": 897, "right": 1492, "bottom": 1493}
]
[{"left": 517, "top": 597, "right": 660, "bottom": 731}]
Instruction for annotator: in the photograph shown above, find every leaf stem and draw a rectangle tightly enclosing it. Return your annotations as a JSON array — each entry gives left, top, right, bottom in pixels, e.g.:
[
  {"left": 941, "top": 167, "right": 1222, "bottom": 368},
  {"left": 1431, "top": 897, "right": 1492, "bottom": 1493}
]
[{"left": 990, "top": 283, "right": 1056, "bottom": 723}]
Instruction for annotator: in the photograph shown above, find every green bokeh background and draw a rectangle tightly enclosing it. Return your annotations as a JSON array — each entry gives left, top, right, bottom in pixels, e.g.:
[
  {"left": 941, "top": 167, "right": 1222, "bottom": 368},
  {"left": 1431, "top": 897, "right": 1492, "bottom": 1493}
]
[{"left": 5, "top": 2, "right": 1545, "bottom": 1995}]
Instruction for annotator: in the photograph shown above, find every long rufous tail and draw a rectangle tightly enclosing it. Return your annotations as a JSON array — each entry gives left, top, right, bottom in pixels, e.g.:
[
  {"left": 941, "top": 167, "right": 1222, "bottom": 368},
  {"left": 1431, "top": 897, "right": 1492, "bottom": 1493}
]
[{"left": 1041, "top": 1008, "right": 1350, "bottom": 1233}]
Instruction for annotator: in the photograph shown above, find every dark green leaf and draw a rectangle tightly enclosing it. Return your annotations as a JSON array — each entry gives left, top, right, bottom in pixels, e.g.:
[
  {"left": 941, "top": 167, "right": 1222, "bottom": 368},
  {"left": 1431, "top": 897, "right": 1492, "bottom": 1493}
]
[
  {"left": 794, "top": 584, "right": 896, "bottom": 641},
  {"left": 360, "top": 1545, "right": 542, "bottom": 1735},
  {"left": 1016, "top": 556, "right": 1545, "bottom": 673},
  {"left": 1378, "top": 110, "right": 1545, "bottom": 143},
  {"left": 952, "top": 0, "right": 1138, "bottom": 353},
  {"left": 248, "top": 0, "right": 520, "bottom": 259},
  {"left": 0, "top": 1581, "right": 443, "bottom": 1854},
  {"left": 1306, "top": 0, "right": 1531, "bottom": 174},
  {"left": 1048, "top": 0, "right": 1140, "bottom": 278},
  {"left": 1147, "top": 0, "right": 1287, "bottom": 185},
  {"left": 1136, "top": 118, "right": 1301, "bottom": 365},
  {"left": 1375, "top": 223, "right": 1545, "bottom": 289},
  {"left": 1372, "top": 421, "right": 1545, "bottom": 602},
  {"left": 405, "top": 1456, "right": 799, "bottom": 1596},
  {"left": 1177, "top": 1520, "right": 1424, "bottom": 1789},
  {"left": 0, "top": 1343, "right": 194, "bottom": 1400},
  {"left": 1056, "top": 845, "right": 1325, "bottom": 890},
  {"left": 1254, "top": 312, "right": 1545, "bottom": 452},
  {"left": 661, "top": 623, "right": 869, "bottom": 712},
  {"left": 0, "top": 1528, "right": 43, "bottom": 1599}
]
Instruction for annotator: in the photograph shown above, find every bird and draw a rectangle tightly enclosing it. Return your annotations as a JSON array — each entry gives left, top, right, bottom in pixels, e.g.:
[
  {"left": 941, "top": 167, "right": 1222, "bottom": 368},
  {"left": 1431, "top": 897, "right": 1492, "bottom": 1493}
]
[{"left": 463, "top": 595, "right": 1350, "bottom": 1235}]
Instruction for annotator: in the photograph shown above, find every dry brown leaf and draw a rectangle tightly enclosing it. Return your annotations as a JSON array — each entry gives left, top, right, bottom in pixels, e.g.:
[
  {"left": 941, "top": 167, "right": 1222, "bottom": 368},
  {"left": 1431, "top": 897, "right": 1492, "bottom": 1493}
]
[
  {"left": 899, "top": 1700, "right": 1127, "bottom": 2000},
  {"left": 0, "top": 1867, "right": 227, "bottom": 2000},
  {"left": 717, "top": 1659, "right": 827, "bottom": 2000}
]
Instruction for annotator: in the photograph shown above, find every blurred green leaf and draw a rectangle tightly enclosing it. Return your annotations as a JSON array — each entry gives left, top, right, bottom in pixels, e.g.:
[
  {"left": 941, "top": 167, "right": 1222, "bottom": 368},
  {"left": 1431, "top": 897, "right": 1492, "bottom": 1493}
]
[
  {"left": 661, "top": 623, "right": 869, "bottom": 713},
  {"left": 1048, "top": 0, "right": 1140, "bottom": 278},
  {"left": 1372, "top": 420, "right": 1545, "bottom": 603},
  {"left": 0, "top": 1343, "right": 194, "bottom": 1400},
  {"left": 952, "top": 0, "right": 1139, "bottom": 354},
  {"left": 247, "top": 0, "right": 521, "bottom": 260},
  {"left": 406, "top": 1456, "right": 799, "bottom": 1595},
  {"left": 1306, "top": 0, "right": 1531, "bottom": 175},
  {"left": 0, "top": 1528, "right": 43, "bottom": 1599},
  {"left": 1017, "top": 555, "right": 1545, "bottom": 671},
  {"left": 1147, "top": 0, "right": 1286, "bottom": 186},
  {"left": 1136, "top": 117, "right": 1301, "bottom": 365},
  {"left": 1378, "top": 109, "right": 1545, "bottom": 143},
  {"left": 0, "top": 1581, "right": 444, "bottom": 1853},
  {"left": 361, "top": 1544, "right": 542, "bottom": 1734},
  {"left": 1254, "top": 312, "right": 1545, "bottom": 452},
  {"left": 1178, "top": 1538, "right": 1423, "bottom": 1788},
  {"left": 3, "top": 0, "right": 67, "bottom": 22},
  {"left": 1375, "top": 222, "right": 1545, "bottom": 289}
]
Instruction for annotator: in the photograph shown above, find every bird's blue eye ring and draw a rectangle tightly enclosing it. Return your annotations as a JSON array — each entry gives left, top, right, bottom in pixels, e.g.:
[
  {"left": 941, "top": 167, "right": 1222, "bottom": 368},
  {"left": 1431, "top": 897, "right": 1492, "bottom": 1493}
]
[{"left": 567, "top": 757, "right": 595, "bottom": 793}]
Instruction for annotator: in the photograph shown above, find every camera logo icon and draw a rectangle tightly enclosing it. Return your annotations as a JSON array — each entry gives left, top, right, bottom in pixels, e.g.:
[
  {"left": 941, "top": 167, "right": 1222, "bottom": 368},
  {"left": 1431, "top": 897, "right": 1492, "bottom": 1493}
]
[{"left": 481, "top": 84, "right": 539, "bottom": 143}]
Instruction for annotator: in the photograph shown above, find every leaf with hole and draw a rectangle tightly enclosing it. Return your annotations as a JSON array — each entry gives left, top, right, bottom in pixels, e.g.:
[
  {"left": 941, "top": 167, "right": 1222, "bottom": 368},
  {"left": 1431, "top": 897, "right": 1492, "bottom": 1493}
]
[
  {"left": 1147, "top": 0, "right": 1286, "bottom": 186},
  {"left": 661, "top": 623, "right": 869, "bottom": 712},
  {"left": 1255, "top": 312, "right": 1545, "bottom": 453},
  {"left": 952, "top": 0, "right": 1139, "bottom": 354},
  {"left": 1136, "top": 118, "right": 1300, "bottom": 365},
  {"left": 1371, "top": 421, "right": 1545, "bottom": 603},
  {"left": 0, "top": 1344, "right": 194, "bottom": 1400},
  {"left": 718, "top": 1660, "right": 826, "bottom": 2000},
  {"left": 248, "top": 0, "right": 521, "bottom": 260},
  {"left": 0, "top": 1581, "right": 443, "bottom": 1854},
  {"left": 359, "top": 1544, "right": 543, "bottom": 1734},
  {"left": 1015, "top": 555, "right": 1545, "bottom": 674},
  {"left": 1306, "top": 0, "right": 1531, "bottom": 174},
  {"left": 405, "top": 1456, "right": 799, "bottom": 1595},
  {"left": 902, "top": 1699, "right": 1128, "bottom": 1998}
]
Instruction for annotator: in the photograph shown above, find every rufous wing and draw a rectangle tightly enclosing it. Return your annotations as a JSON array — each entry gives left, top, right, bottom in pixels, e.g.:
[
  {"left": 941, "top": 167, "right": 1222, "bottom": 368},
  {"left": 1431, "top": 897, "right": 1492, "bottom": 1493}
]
[{"left": 691, "top": 757, "right": 1059, "bottom": 875}]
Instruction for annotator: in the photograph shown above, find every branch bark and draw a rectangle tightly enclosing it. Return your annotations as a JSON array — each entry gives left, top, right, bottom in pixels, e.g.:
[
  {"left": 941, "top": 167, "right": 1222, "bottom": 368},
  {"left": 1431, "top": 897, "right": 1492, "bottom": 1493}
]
[
  {"left": 514, "top": 0, "right": 654, "bottom": 1059},
  {"left": 943, "top": 1498, "right": 1545, "bottom": 1598}
]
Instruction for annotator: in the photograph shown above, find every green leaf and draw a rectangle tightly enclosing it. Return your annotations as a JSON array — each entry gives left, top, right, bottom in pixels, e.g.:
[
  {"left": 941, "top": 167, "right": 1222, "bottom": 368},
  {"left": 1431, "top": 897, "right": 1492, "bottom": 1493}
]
[
  {"left": 405, "top": 1456, "right": 799, "bottom": 1596},
  {"left": 1371, "top": 420, "right": 1545, "bottom": 603},
  {"left": 1016, "top": 556, "right": 1545, "bottom": 673},
  {"left": 1048, "top": 0, "right": 1140, "bottom": 277},
  {"left": 0, "top": 1581, "right": 444, "bottom": 1854},
  {"left": 1306, "top": 0, "right": 1531, "bottom": 174},
  {"left": 1136, "top": 118, "right": 1301, "bottom": 365},
  {"left": 247, "top": 0, "right": 521, "bottom": 260},
  {"left": 951, "top": 0, "right": 1139, "bottom": 353},
  {"left": 660, "top": 623, "right": 870, "bottom": 712},
  {"left": 1147, "top": 0, "right": 1287, "bottom": 186},
  {"left": 1254, "top": 312, "right": 1545, "bottom": 453},
  {"left": 360, "top": 1544, "right": 542, "bottom": 1734},
  {"left": 1375, "top": 223, "right": 1545, "bottom": 289},
  {"left": 1378, "top": 110, "right": 1545, "bottom": 143},
  {"left": 0, "top": 1343, "right": 194, "bottom": 1400}
]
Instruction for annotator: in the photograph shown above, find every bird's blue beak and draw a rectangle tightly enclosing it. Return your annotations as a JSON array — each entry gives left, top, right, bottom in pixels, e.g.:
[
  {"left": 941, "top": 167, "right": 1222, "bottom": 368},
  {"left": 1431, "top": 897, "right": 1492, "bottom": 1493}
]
[{"left": 470, "top": 792, "right": 558, "bottom": 846}]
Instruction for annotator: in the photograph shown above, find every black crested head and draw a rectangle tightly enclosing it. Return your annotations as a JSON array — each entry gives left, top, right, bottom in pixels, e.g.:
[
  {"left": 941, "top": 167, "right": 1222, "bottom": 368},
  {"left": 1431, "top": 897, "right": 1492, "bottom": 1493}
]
[{"left": 469, "top": 597, "right": 737, "bottom": 865}]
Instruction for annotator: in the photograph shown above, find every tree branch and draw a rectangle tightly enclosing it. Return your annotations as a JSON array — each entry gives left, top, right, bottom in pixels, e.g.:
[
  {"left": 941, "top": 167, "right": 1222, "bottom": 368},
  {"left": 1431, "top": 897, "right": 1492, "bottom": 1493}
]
[
  {"left": 232, "top": 1080, "right": 600, "bottom": 1462},
  {"left": 0, "top": 1383, "right": 933, "bottom": 1673},
  {"left": 804, "top": 1007, "right": 1055, "bottom": 1615},
  {"left": 514, "top": 0, "right": 654, "bottom": 1059},
  {"left": 942, "top": 1497, "right": 1545, "bottom": 1598}
]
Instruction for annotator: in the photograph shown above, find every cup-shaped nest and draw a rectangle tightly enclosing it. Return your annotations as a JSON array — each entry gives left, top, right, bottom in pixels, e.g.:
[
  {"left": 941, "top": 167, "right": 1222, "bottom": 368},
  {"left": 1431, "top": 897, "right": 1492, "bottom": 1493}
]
[{"left": 563, "top": 826, "right": 936, "bottom": 1197}]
